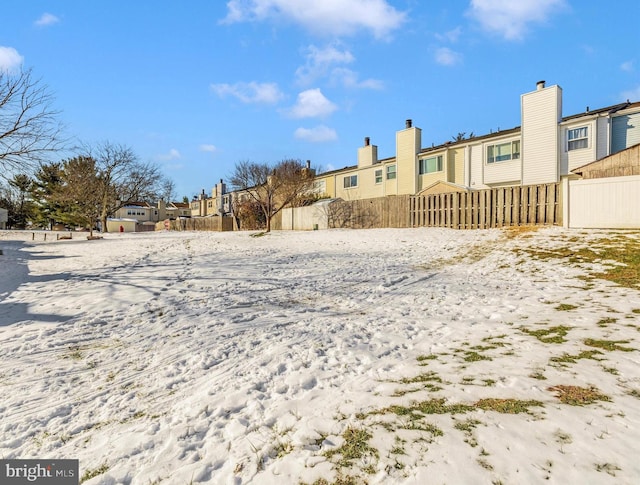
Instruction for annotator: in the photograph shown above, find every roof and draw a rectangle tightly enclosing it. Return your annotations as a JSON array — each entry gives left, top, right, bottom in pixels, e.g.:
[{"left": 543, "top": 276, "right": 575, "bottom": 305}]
[
  {"left": 122, "top": 201, "right": 152, "bottom": 208},
  {"left": 561, "top": 101, "right": 639, "bottom": 123},
  {"left": 417, "top": 181, "right": 470, "bottom": 196}
]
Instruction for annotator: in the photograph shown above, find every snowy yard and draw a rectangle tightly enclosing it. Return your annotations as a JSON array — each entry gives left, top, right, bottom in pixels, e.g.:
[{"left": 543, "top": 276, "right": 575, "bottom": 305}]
[{"left": 0, "top": 227, "right": 639, "bottom": 484}]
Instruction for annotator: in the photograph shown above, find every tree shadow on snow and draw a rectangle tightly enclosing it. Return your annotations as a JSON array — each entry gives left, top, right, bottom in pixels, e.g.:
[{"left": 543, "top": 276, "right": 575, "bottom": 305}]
[{"left": 0, "top": 240, "right": 73, "bottom": 327}]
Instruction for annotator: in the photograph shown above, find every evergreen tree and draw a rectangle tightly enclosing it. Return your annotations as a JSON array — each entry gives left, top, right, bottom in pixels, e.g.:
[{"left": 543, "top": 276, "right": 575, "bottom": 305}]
[{"left": 30, "top": 162, "right": 66, "bottom": 229}]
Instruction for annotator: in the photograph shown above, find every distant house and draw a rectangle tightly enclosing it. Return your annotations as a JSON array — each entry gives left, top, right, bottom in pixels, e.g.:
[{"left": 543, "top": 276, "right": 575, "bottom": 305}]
[
  {"left": 114, "top": 202, "right": 158, "bottom": 222},
  {"left": 108, "top": 200, "right": 191, "bottom": 232},
  {"left": 0, "top": 207, "right": 8, "bottom": 230},
  {"left": 165, "top": 202, "right": 192, "bottom": 219}
]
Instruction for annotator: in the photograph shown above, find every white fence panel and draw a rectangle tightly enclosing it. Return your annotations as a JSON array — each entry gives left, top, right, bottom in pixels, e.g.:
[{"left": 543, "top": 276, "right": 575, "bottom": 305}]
[
  {"left": 280, "top": 199, "right": 334, "bottom": 230},
  {"left": 568, "top": 175, "right": 640, "bottom": 228}
]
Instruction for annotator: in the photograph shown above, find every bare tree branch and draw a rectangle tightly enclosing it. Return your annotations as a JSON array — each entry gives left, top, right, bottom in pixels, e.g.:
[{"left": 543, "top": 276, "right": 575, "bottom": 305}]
[
  {"left": 229, "top": 159, "right": 315, "bottom": 232},
  {"left": 0, "top": 68, "right": 65, "bottom": 178}
]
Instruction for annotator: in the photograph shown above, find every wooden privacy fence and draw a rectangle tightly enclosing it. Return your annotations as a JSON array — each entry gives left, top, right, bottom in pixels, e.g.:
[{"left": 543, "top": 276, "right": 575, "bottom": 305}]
[
  {"left": 327, "top": 195, "right": 409, "bottom": 229},
  {"left": 410, "top": 183, "right": 560, "bottom": 229},
  {"left": 156, "top": 216, "right": 234, "bottom": 232}
]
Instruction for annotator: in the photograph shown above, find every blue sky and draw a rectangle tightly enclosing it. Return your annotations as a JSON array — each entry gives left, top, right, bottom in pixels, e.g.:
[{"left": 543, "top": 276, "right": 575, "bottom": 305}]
[{"left": 2, "top": 1, "right": 639, "bottom": 199}]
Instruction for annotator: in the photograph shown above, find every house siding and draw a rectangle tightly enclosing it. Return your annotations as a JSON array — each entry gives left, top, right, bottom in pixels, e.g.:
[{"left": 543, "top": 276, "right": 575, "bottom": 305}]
[
  {"left": 562, "top": 119, "right": 597, "bottom": 174},
  {"left": 469, "top": 143, "right": 486, "bottom": 189},
  {"left": 521, "top": 85, "right": 562, "bottom": 185},
  {"left": 452, "top": 147, "right": 465, "bottom": 185},
  {"left": 596, "top": 116, "right": 610, "bottom": 160},
  {"left": 612, "top": 112, "right": 640, "bottom": 153},
  {"left": 482, "top": 135, "right": 522, "bottom": 185}
]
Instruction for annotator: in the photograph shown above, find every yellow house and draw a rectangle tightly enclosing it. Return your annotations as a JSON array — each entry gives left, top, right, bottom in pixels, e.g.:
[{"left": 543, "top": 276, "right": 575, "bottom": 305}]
[{"left": 314, "top": 120, "right": 461, "bottom": 200}]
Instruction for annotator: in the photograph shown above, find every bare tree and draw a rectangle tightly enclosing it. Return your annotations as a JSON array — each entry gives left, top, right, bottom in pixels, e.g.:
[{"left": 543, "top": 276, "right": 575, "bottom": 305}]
[
  {"left": 229, "top": 159, "right": 315, "bottom": 232},
  {"left": 0, "top": 69, "right": 65, "bottom": 178},
  {"left": 82, "top": 142, "right": 165, "bottom": 231}
]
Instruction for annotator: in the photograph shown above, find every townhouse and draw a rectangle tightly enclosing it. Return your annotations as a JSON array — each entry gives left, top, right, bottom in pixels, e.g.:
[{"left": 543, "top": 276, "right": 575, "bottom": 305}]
[
  {"left": 313, "top": 81, "right": 639, "bottom": 201},
  {"left": 187, "top": 81, "right": 638, "bottom": 230}
]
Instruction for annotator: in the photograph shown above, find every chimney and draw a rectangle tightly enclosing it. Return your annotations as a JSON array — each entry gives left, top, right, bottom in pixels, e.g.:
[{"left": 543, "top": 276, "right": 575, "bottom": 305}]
[
  {"left": 306, "top": 160, "right": 311, "bottom": 169},
  {"left": 536, "top": 80, "right": 546, "bottom": 91},
  {"left": 406, "top": 119, "right": 413, "bottom": 129},
  {"left": 364, "top": 137, "right": 370, "bottom": 146}
]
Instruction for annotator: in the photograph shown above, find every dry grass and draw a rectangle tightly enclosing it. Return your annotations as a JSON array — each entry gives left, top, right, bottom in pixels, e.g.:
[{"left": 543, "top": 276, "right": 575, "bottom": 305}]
[{"left": 548, "top": 385, "right": 611, "bottom": 406}]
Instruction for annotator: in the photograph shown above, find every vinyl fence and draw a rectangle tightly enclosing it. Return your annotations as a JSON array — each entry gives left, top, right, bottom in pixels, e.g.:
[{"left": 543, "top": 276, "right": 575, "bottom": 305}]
[
  {"left": 567, "top": 175, "right": 640, "bottom": 228},
  {"left": 410, "top": 183, "right": 560, "bottom": 229}
]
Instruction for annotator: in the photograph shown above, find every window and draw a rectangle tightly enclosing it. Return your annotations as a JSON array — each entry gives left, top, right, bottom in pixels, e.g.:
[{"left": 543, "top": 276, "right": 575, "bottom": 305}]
[
  {"left": 419, "top": 155, "right": 443, "bottom": 174},
  {"left": 343, "top": 174, "right": 358, "bottom": 188},
  {"left": 374, "top": 169, "right": 382, "bottom": 184},
  {"left": 567, "top": 126, "right": 588, "bottom": 151},
  {"left": 386, "top": 165, "right": 397, "bottom": 180},
  {"left": 487, "top": 140, "right": 520, "bottom": 163},
  {"left": 312, "top": 180, "right": 326, "bottom": 193}
]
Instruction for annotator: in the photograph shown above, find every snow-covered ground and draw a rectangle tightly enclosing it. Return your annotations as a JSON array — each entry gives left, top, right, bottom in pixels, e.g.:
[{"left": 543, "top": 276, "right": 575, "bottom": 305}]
[{"left": 0, "top": 227, "right": 639, "bottom": 485}]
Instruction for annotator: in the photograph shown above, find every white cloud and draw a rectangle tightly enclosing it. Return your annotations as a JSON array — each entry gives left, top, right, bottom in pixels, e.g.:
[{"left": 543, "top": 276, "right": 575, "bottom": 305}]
[
  {"left": 35, "top": 13, "right": 60, "bottom": 27},
  {"left": 296, "top": 44, "right": 354, "bottom": 84},
  {"left": 621, "top": 86, "right": 640, "bottom": 102},
  {"left": 330, "top": 68, "right": 384, "bottom": 89},
  {"left": 0, "top": 46, "right": 24, "bottom": 72},
  {"left": 222, "top": 0, "right": 406, "bottom": 39},
  {"left": 211, "top": 81, "right": 284, "bottom": 104},
  {"left": 436, "top": 26, "right": 462, "bottom": 43},
  {"left": 294, "top": 125, "right": 338, "bottom": 142},
  {"left": 435, "top": 47, "right": 462, "bottom": 66},
  {"left": 199, "top": 144, "right": 218, "bottom": 153},
  {"left": 468, "top": 0, "right": 566, "bottom": 40},
  {"left": 621, "top": 60, "right": 634, "bottom": 72},
  {"left": 158, "top": 149, "right": 181, "bottom": 161},
  {"left": 287, "top": 89, "right": 338, "bottom": 119},
  {"left": 296, "top": 44, "right": 383, "bottom": 89}
]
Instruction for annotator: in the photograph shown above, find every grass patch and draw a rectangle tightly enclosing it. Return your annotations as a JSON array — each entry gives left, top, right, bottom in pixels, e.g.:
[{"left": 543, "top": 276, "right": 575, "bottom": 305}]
[
  {"left": 63, "top": 345, "right": 84, "bottom": 360},
  {"left": 475, "top": 398, "right": 543, "bottom": 414},
  {"left": 627, "top": 389, "right": 640, "bottom": 399},
  {"left": 399, "top": 371, "right": 443, "bottom": 386},
  {"left": 584, "top": 338, "right": 635, "bottom": 352},
  {"left": 550, "top": 350, "right": 603, "bottom": 364},
  {"left": 379, "top": 397, "right": 542, "bottom": 417},
  {"left": 310, "top": 475, "right": 364, "bottom": 485},
  {"left": 324, "top": 427, "right": 378, "bottom": 469},
  {"left": 463, "top": 351, "right": 492, "bottom": 362},
  {"left": 548, "top": 385, "right": 611, "bottom": 406},
  {"left": 520, "top": 325, "right": 571, "bottom": 344},
  {"left": 522, "top": 236, "right": 640, "bottom": 289},
  {"left": 595, "top": 462, "right": 622, "bottom": 476},
  {"left": 80, "top": 463, "right": 109, "bottom": 484},
  {"left": 555, "top": 304, "right": 578, "bottom": 311},
  {"left": 597, "top": 317, "right": 618, "bottom": 327},
  {"left": 529, "top": 370, "right": 547, "bottom": 380},
  {"left": 416, "top": 354, "right": 438, "bottom": 364}
]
